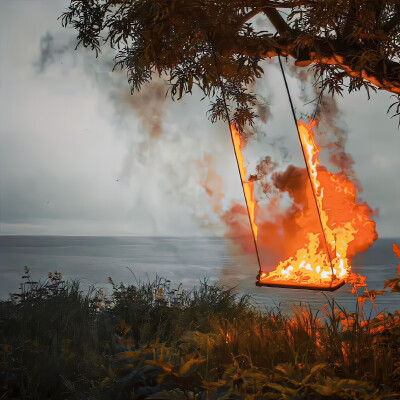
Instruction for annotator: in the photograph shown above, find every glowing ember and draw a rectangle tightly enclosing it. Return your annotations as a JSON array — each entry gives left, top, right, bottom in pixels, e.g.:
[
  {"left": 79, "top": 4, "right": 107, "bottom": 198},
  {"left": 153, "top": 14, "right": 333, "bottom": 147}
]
[
  {"left": 231, "top": 125, "right": 258, "bottom": 240},
  {"left": 257, "top": 120, "right": 377, "bottom": 288}
]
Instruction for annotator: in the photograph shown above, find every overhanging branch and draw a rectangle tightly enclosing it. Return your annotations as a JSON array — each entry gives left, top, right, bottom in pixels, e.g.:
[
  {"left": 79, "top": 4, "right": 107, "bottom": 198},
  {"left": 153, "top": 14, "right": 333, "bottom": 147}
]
[
  {"left": 231, "top": 36, "right": 400, "bottom": 94},
  {"left": 263, "top": 8, "right": 291, "bottom": 35}
]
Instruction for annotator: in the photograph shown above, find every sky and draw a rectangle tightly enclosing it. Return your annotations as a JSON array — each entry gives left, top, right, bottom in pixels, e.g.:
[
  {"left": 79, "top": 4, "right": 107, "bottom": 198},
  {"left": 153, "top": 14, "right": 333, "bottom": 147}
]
[{"left": 0, "top": 0, "right": 399, "bottom": 238}]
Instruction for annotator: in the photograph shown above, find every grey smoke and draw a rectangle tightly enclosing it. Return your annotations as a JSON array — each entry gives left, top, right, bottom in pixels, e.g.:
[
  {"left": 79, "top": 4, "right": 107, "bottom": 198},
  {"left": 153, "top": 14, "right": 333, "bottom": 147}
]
[{"left": 34, "top": 31, "right": 76, "bottom": 73}]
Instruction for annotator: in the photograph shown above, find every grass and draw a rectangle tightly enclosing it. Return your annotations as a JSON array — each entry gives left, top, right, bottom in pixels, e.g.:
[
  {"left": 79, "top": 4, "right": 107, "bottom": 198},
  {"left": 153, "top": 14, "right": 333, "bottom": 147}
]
[{"left": 0, "top": 267, "right": 399, "bottom": 399}]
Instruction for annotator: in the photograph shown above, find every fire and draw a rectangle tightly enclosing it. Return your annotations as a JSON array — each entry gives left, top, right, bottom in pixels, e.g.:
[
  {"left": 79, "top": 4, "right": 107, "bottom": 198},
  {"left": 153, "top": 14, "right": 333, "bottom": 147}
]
[
  {"left": 251, "top": 120, "right": 377, "bottom": 289},
  {"left": 231, "top": 125, "right": 258, "bottom": 240}
]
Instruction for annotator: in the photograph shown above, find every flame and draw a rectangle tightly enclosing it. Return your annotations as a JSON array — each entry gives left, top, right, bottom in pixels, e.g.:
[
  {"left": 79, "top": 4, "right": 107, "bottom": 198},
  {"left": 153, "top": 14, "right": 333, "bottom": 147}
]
[
  {"left": 257, "top": 120, "right": 377, "bottom": 288},
  {"left": 231, "top": 125, "right": 258, "bottom": 240},
  {"left": 393, "top": 243, "right": 400, "bottom": 278}
]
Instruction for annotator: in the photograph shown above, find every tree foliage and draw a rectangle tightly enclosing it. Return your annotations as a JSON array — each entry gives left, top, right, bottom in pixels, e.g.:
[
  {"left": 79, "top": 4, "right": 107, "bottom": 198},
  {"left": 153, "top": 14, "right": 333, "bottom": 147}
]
[{"left": 61, "top": 0, "right": 400, "bottom": 128}]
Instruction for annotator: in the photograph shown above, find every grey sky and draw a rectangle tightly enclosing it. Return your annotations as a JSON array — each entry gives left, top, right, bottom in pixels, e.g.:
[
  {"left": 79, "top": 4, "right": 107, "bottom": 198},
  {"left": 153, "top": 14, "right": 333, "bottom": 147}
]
[{"left": 0, "top": 0, "right": 399, "bottom": 238}]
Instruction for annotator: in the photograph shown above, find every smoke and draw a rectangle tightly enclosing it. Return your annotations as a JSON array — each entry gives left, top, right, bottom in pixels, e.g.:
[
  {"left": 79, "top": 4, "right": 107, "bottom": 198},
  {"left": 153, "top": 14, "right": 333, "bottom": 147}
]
[
  {"left": 32, "top": 29, "right": 235, "bottom": 236},
  {"left": 118, "top": 83, "right": 166, "bottom": 140},
  {"left": 35, "top": 32, "right": 60, "bottom": 72},
  {"left": 221, "top": 203, "right": 255, "bottom": 253},
  {"left": 248, "top": 167, "right": 324, "bottom": 269},
  {"left": 112, "top": 79, "right": 168, "bottom": 172},
  {"left": 199, "top": 158, "right": 322, "bottom": 267},
  {"left": 254, "top": 156, "right": 278, "bottom": 196},
  {"left": 36, "top": 31, "right": 167, "bottom": 137},
  {"left": 197, "top": 153, "right": 224, "bottom": 215},
  {"left": 256, "top": 99, "right": 271, "bottom": 125},
  {"left": 34, "top": 32, "right": 76, "bottom": 73},
  {"left": 31, "top": 30, "right": 376, "bottom": 248},
  {"left": 314, "top": 95, "right": 362, "bottom": 191}
]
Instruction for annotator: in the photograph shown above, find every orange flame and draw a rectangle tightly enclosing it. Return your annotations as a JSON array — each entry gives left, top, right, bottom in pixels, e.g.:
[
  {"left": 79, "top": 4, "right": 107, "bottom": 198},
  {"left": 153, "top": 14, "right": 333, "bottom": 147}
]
[
  {"left": 393, "top": 243, "right": 400, "bottom": 277},
  {"left": 393, "top": 243, "right": 400, "bottom": 260},
  {"left": 231, "top": 125, "right": 258, "bottom": 240},
  {"left": 257, "top": 120, "right": 377, "bottom": 288}
]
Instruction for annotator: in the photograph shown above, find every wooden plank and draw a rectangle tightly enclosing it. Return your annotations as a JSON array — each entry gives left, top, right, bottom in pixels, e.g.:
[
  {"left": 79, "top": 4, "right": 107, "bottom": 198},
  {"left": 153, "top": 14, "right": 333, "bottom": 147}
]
[{"left": 255, "top": 279, "right": 346, "bottom": 291}]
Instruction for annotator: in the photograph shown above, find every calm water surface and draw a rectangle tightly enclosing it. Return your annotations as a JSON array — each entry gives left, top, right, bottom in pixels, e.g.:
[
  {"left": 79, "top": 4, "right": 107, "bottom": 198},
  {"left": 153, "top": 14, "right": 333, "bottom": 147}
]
[{"left": 0, "top": 236, "right": 399, "bottom": 315}]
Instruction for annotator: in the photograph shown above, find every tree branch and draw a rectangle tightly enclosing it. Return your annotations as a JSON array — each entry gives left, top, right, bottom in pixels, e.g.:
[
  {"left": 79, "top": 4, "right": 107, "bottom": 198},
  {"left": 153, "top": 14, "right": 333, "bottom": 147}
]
[
  {"left": 108, "top": 0, "right": 306, "bottom": 7},
  {"left": 236, "top": 7, "right": 264, "bottom": 29},
  {"left": 231, "top": 35, "right": 400, "bottom": 94},
  {"left": 263, "top": 8, "right": 291, "bottom": 35}
]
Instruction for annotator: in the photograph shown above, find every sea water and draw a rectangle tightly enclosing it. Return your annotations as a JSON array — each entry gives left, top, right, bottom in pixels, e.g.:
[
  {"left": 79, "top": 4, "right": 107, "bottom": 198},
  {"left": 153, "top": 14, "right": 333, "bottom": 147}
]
[{"left": 0, "top": 235, "right": 399, "bottom": 315}]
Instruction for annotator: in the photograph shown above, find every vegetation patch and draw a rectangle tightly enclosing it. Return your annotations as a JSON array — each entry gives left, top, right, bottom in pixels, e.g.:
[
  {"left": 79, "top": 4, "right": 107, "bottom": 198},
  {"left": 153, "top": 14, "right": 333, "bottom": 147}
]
[{"left": 1, "top": 268, "right": 400, "bottom": 399}]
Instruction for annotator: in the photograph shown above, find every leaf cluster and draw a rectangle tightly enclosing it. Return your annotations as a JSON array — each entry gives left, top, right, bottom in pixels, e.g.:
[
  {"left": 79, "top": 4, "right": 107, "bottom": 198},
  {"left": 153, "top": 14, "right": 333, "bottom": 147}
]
[
  {"left": 61, "top": 0, "right": 400, "bottom": 127},
  {"left": 61, "top": 0, "right": 275, "bottom": 130}
]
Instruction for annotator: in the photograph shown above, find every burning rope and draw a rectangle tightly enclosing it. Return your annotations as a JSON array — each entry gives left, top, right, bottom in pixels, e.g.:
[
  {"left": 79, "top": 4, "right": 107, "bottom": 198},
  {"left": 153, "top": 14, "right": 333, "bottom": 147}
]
[
  {"left": 211, "top": 49, "right": 262, "bottom": 274},
  {"left": 277, "top": 53, "right": 336, "bottom": 281}
]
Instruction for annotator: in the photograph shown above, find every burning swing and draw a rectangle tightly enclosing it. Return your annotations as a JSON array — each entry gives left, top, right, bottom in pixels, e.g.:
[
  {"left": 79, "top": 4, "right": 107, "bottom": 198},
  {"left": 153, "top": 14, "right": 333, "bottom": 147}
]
[{"left": 225, "top": 55, "right": 376, "bottom": 291}]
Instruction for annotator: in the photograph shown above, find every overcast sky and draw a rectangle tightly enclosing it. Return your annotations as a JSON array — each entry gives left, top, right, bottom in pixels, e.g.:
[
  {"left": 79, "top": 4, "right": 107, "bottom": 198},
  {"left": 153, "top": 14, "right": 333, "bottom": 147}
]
[{"left": 0, "top": 0, "right": 399, "bottom": 238}]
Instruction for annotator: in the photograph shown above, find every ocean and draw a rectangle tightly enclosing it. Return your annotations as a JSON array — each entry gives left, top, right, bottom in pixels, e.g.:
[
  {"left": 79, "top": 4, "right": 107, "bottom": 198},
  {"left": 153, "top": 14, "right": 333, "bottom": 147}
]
[{"left": 0, "top": 235, "right": 399, "bottom": 315}]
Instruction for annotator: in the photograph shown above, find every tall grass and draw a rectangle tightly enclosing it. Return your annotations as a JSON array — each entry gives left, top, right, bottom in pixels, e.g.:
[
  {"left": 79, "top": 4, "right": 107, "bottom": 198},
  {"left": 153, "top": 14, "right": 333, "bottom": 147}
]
[{"left": 0, "top": 268, "right": 399, "bottom": 399}]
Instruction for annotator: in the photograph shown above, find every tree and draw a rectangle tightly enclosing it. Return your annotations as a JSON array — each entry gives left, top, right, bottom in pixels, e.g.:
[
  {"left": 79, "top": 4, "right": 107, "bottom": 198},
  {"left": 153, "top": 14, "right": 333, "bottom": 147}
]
[{"left": 61, "top": 0, "right": 400, "bottom": 129}]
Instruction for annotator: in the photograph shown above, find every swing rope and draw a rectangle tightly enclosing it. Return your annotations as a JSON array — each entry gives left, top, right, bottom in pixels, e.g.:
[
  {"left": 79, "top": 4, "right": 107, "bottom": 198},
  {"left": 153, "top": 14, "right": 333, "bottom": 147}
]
[
  {"left": 277, "top": 53, "right": 335, "bottom": 280},
  {"left": 212, "top": 49, "right": 262, "bottom": 274}
]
